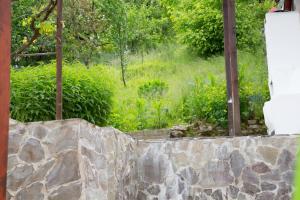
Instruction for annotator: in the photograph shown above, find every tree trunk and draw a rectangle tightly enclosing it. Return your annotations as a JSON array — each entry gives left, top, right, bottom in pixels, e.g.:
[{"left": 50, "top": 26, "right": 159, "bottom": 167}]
[
  {"left": 120, "top": 50, "right": 127, "bottom": 87},
  {"left": 141, "top": 47, "right": 144, "bottom": 65}
]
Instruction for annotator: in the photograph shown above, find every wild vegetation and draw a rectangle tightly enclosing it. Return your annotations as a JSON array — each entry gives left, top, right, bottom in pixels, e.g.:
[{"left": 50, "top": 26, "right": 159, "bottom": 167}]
[
  {"left": 11, "top": 63, "right": 113, "bottom": 125},
  {"left": 11, "top": 0, "right": 274, "bottom": 133}
]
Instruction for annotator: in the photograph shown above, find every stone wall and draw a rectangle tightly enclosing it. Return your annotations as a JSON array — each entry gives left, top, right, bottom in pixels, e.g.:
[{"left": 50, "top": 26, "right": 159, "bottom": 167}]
[
  {"left": 7, "top": 119, "right": 300, "bottom": 200},
  {"left": 7, "top": 119, "right": 137, "bottom": 200},
  {"left": 136, "top": 136, "right": 299, "bottom": 200}
]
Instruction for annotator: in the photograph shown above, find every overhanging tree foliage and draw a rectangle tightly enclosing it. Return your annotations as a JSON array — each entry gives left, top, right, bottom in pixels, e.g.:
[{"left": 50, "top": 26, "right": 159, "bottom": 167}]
[{"left": 12, "top": 0, "right": 57, "bottom": 62}]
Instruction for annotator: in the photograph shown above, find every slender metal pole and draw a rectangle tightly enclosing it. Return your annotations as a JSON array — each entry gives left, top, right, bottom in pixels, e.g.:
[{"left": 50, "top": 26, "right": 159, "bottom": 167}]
[
  {"left": 223, "top": 0, "right": 241, "bottom": 136},
  {"left": 56, "top": 0, "right": 63, "bottom": 120},
  {"left": 0, "top": 0, "right": 11, "bottom": 198}
]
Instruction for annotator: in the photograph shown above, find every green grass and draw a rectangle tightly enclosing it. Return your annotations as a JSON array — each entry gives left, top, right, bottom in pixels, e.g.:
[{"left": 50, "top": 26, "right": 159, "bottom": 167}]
[
  {"left": 11, "top": 44, "right": 268, "bottom": 132},
  {"left": 104, "top": 44, "right": 268, "bottom": 132},
  {"left": 294, "top": 150, "right": 300, "bottom": 200}
]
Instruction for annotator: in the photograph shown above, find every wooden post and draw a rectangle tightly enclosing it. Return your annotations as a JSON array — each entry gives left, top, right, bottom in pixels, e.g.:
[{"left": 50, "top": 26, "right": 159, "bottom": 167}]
[
  {"left": 0, "top": 0, "right": 11, "bottom": 198},
  {"left": 56, "top": 0, "right": 63, "bottom": 120},
  {"left": 284, "top": 0, "right": 293, "bottom": 11},
  {"left": 223, "top": 0, "right": 241, "bottom": 136}
]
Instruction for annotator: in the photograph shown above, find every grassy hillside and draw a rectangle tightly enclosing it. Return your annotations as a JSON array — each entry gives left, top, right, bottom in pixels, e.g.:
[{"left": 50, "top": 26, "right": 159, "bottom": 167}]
[
  {"left": 11, "top": 44, "right": 269, "bottom": 132},
  {"left": 106, "top": 44, "right": 269, "bottom": 131}
]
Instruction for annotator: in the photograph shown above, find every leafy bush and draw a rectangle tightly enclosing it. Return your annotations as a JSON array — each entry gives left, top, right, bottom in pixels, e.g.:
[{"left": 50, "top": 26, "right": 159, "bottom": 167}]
[
  {"left": 108, "top": 79, "right": 171, "bottom": 131},
  {"left": 169, "top": 0, "right": 273, "bottom": 57},
  {"left": 182, "top": 78, "right": 228, "bottom": 126},
  {"left": 183, "top": 74, "right": 269, "bottom": 127},
  {"left": 137, "top": 80, "right": 169, "bottom": 129},
  {"left": 10, "top": 63, "right": 114, "bottom": 125},
  {"left": 295, "top": 153, "right": 300, "bottom": 200},
  {"left": 138, "top": 80, "right": 169, "bottom": 99}
]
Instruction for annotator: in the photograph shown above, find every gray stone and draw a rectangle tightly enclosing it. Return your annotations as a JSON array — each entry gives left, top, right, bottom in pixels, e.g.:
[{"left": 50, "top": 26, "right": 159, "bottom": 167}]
[
  {"left": 277, "top": 150, "right": 294, "bottom": 171},
  {"left": 138, "top": 182, "right": 150, "bottom": 191},
  {"left": 147, "top": 185, "right": 161, "bottom": 195},
  {"left": 8, "top": 155, "right": 18, "bottom": 171},
  {"left": 19, "top": 138, "right": 45, "bottom": 163},
  {"left": 242, "top": 182, "right": 260, "bottom": 196},
  {"left": 81, "top": 128, "right": 111, "bottom": 154},
  {"left": 182, "top": 194, "right": 193, "bottom": 200},
  {"left": 242, "top": 167, "right": 259, "bottom": 185},
  {"left": 9, "top": 133, "right": 23, "bottom": 154},
  {"left": 16, "top": 182, "right": 44, "bottom": 200},
  {"left": 83, "top": 159, "right": 98, "bottom": 188},
  {"left": 31, "top": 125, "right": 48, "bottom": 139},
  {"left": 257, "top": 146, "right": 279, "bottom": 165},
  {"left": 261, "top": 169, "right": 281, "bottom": 182},
  {"left": 142, "top": 149, "right": 170, "bottom": 184},
  {"left": 24, "top": 160, "right": 55, "bottom": 185},
  {"left": 166, "top": 178, "right": 177, "bottom": 199},
  {"left": 46, "top": 125, "right": 78, "bottom": 154},
  {"left": 6, "top": 192, "right": 12, "bottom": 200},
  {"left": 181, "top": 190, "right": 193, "bottom": 200},
  {"left": 237, "top": 193, "right": 247, "bottom": 200},
  {"left": 137, "top": 191, "right": 147, "bottom": 200},
  {"left": 212, "top": 189, "right": 223, "bottom": 200},
  {"left": 230, "top": 150, "right": 245, "bottom": 178},
  {"left": 252, "top": 162, "right": 271, "bottom": 174},
  {"left": 282, "top": 171, "right": 294, "bottom": 185},
  {"left": 49, "top": 182, "right": 82, "bottom": 200},
  {"left": 81, "top": 146, "right": 107, "bottom": 169},
  {"left": 200, "top": 161, "right": 234, "bottom": 187},
  {"left": 255, "top": 192, "right": 275, "bottom": 200},
  {"left": 261, "top": 182, "right": 276, "bottom": 191},
  {"left": 178, "top": 180, "right": 185, "bottom": 194},
  {"left": 172, "top": 125, "right": 188, "bottom": 132},
  {"left": 228, "top": 185, "right": 239, "bottom": 199},
  {"left": 203, "top": 189, "right": 212, "bottom": 196},
  {"left": 248, "top": 120, "right": 257, "bottom": 125},
  {"left": 7, "top": 164, "right": 34, "bottom": 191},
  {"left": 278, "top": 195, "right": 291, "bottom": 200},
  {"left": 9, "top": 119, "right": 19, "bottom": 125},
  {"left": 249, "top": 125, "right": 260, "bottom": 129},
  {"left": 193, "top": 192, "right": 208, "bottom": 200},
  {"left": 196, "top": 193, "right": 208, "bottom": 200},
  {"left": 174, "top": 152, "right": 188, "bottom": 167},
  {"left": 46, "top": 151, "right": 80, "bottom": 189},
  {"left": 276, "top": 182, "right": 291, "bottom": 197},
  {"left": 179, "top": 167, "right": 199, "bottom": 185},
  {"left": 216, "top": 145, "right": 230, "bottom": 160}
]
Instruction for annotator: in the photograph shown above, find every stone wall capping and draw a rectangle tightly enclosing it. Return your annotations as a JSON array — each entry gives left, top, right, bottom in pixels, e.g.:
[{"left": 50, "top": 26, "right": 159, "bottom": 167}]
[{"left": 137, "top": 133, "right": 300, "bottom": 143}]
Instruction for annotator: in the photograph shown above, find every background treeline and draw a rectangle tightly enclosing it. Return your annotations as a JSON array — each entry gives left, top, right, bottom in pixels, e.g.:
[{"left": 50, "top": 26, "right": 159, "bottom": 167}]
[
  {"left": 12, "top": 0, "right": 273, "bottom": 65},
  {"left": 11, "top": 0, "right": 274, "bottom": 132}
]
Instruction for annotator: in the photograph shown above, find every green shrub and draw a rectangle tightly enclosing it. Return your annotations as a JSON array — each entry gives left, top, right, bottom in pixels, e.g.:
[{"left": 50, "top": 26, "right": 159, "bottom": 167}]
[
  {"left": 295, "top": 151, "right": 300, "bottom": 200},
  {"left": 138, "top": 80, "right": 169, "bottom": 99},
  {"left": 183, "top": 75, "right": 269, "bottom": 127},
  {"left": 170, "top": 0, "right": 273, "bottom": 57},
  {"left": 137, "top": 80, "right": 169, "bottom": 129},
  {"left": 136, "top": 98, "right": 149, "bottom": 129},
  {"left": 183, "top": 78, "right": 228, "bottom": 126},
  {"left": 10, "top": 63, "right": 114, "bottom": 125}
]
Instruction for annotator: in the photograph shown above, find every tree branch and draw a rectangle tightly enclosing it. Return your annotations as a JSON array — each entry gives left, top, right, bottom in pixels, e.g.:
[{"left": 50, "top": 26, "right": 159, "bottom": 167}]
[
  {"left": 12, "top": 0, "right": 57, "bottom": 58},
  {"left": 18, "top": 52, "right": 56, "bottom": 57}
]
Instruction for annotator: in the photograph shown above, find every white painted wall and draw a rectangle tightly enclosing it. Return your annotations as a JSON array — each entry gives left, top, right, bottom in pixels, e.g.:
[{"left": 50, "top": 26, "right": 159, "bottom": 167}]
[{"left": 264, "top": 11, "right": 300, "bottom": 135}]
